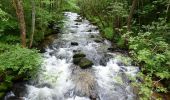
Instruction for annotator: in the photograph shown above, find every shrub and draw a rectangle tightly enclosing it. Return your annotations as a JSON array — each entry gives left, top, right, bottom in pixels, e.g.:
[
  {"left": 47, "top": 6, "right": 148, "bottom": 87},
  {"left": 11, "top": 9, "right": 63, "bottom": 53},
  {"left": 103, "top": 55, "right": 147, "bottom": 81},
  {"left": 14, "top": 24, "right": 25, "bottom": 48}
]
[
  {"left": 103, "top": 27, "right": 113, "bottom": 40},
  {"left": 0, "top": 43, "right": 42, "bottom": 83}
]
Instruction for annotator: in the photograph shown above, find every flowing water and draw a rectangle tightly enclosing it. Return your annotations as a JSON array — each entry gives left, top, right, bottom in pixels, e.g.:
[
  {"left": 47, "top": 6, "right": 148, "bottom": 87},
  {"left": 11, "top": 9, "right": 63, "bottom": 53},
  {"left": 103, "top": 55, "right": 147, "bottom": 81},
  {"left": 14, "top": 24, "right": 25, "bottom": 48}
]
[{"left": 5, "top": 12, "right": 139, "bottom": 100}]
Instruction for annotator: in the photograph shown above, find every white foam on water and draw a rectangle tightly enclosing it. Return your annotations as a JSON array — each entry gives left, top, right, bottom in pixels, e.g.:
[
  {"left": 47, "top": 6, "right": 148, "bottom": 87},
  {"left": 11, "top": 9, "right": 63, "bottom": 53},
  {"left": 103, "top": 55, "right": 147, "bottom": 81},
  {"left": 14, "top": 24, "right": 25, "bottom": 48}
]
[{"left": 94, "top": 57, "right": 138, "bottom": 100}]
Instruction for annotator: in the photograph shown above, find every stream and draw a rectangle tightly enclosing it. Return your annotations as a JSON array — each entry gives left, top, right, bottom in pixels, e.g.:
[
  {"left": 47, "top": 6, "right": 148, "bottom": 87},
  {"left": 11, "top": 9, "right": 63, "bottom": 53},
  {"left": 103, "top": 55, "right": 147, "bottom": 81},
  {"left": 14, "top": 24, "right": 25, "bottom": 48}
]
[{"left": 5, "top": 12, "right": 139, "bottom": 100}]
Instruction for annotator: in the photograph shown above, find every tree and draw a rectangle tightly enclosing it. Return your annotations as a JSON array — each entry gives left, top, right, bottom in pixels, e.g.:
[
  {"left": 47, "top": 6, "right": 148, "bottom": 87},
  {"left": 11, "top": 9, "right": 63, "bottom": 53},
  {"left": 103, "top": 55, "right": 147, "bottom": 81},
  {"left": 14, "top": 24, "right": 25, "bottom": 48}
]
[
  {"left": 12, "top": 0, "right": 26, "bottom": 47},
  {"left": 29, "top": 0, "right": 36, "bottom": 48},
  {"left": 127, "top": 0, "right": 138, "bottom": 31}
]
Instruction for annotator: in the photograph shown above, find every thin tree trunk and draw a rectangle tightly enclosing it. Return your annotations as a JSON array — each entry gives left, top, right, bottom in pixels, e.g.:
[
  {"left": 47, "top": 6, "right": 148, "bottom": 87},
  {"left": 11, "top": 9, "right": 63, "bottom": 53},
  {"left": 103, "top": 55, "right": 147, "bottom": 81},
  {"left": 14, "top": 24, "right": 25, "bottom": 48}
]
[
  {"left": 29, "top": 0, "right": 36, "bottom": 48},
  {"left": 13, "top": 0, "right": 26, "bottom": 47},
  {"left": 127, "top": 0, "right": 138, "bottom": 31}
]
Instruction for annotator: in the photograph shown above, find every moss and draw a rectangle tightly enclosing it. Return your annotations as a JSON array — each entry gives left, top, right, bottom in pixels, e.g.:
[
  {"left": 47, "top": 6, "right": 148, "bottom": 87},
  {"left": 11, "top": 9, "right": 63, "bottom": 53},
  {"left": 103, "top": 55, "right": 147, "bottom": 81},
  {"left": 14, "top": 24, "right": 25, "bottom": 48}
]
[
  {"left": 73, "top": 57, "right": 82, "bottom": 65},
  {"left": 0, "top": 83, "right": 8, "bottom": 92},
  {"left": 0, "top": 92, "right": 5, "bottom": 100},
  {"left": 79, "top": 58, "right": 93, "bottom": 69},
  {"left": 73, "top": 53, "right": 86, "bottom": 58}
]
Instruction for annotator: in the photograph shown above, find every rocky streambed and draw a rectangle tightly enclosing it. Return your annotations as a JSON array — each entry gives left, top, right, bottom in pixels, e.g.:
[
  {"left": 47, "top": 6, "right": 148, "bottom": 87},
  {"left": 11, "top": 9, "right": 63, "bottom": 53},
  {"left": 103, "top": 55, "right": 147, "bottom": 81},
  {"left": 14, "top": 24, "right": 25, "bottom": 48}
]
[{"left": 5, "top": 12, "right": 139, "bottom": 100}]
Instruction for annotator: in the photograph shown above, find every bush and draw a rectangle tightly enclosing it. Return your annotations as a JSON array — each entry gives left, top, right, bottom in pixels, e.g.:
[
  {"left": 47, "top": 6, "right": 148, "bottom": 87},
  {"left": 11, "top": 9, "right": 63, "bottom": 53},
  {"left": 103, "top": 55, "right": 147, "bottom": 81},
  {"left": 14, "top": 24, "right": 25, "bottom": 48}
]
[
  {"left": 0, "top": 43, "right": 42, "bottom": 83},
  {"left": 128, "top": 30, "right": 170, "bottom": 98},
  {"left": 103, "top": 27, "right": 114, "bottom": 40}
]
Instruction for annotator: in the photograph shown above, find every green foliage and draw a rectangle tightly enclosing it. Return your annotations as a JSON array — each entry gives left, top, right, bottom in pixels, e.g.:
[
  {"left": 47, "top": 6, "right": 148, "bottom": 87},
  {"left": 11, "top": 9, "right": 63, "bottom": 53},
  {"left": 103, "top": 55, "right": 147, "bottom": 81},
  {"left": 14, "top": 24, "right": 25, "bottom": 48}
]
[
  {"left": 103, "top": 27, "right": 113, "bottom": 40},
  {"left": 132, "top": 73, "right": 153, "bottom": 100},
  {"left": 127, "top": 20, "right": 170, "bottom": 98},
  {"left": 0, "top": 35, "right": 20, "bottom": 44},
  {"left": 0, "top": 43, "right": 42, "bottom": 82},
  {"left": 106, "top": 1, "right": 128, "bottom": 17}
]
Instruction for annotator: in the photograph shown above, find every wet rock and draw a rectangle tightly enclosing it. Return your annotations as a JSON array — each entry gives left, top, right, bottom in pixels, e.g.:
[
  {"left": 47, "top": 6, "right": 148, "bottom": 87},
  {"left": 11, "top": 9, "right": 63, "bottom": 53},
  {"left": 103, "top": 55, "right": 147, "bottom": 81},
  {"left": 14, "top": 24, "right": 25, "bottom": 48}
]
[
  {"left": 73, "top": 53, "right": 86, "bottom": 65},
  {"left": 37, "top": 83, "right": 53, "bottom": 89},
  {"left": 100, "top": 54, "right": 113, "bottom": 66},
  {"left": 6, "top": 96, "right": 24, "bottom": 100},
  {"left": 87, "top": 29, "right": 92, "bottom": 32},
  {"left": 73, "top": 72, "right": 96, "bottom": 97},
  {"left": 74, "top": 18, "right": 82, "bottom": 22},
  {"left": 94, "top": 27, "right": 99, "bottom": 30},
  {"left": 73, "top": 50, "right": 81, "bottom": 53},
  {"left": 73, "top": 53, "right": 86, "bottom": 58},
  {"left": 75, "top": 23, "right": 80, "bottom": 25},
  {"left": 71, "top": 42, "right": 78, "bottom": 46},
  {"left": 70, "top": 30, "right": 76, "bottom": 33},
  {"left": 90, "top": 35, "right": 95, "bottom": 38},
  {"left": 119, "top": 66, "right": 128, "bottom": 72},
  {"left": 12, "top": 82, "right": 26, "bottom": 97},
  {"left": 79, "top": 58, "right": 93, "bottom": 69},
  {"left": 107, "top": 47, "right": 116, "bottom": 51},
  {"left": 73, "top": 58, "right": 82, "bottom": 65},
  {"left": 38, "top": 34, "right": 58, "bottom": 53},
  {"left": 94, "top": 39, "right": 102, "bottom": 43},
  {"left": 89, "top": 92, "right": 98, "bottom": 100},
  {"left": 73, "top": 53, "right": 93, "bottom": 69},
  {"left": 117, "top": 62, "right": 125, "bottom": 66},
  {"left": 72, "top": 26, "right": 79, "bottom": 28}
]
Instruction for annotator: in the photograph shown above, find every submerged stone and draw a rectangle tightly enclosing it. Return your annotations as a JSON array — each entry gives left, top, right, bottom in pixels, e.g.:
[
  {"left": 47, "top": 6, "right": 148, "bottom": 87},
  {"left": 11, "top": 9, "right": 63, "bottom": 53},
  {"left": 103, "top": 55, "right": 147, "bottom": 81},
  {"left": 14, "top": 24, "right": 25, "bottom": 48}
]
[
  {"left": 75, "top": 23, "right": 80, "bottom": 25},
  {"left": 107, "top": 47, "right": 116, "bottom": 51},
  {"left": 94, "top": 39, "right": 102, "bottom": 43},
  {"left": 90, "top": 35, "right": 95, "bottom": 38},
  {"left": 87, "top": 29, "right": 92, "bottom": 32},
  {"left": 74, "top": 18, "right": 82, "bottom": 22},
  {"left": 73, "top": 71, "right": 96, "bottom": 97},
  {"left": 71, "top": 42, "right": 79, "bottom": 46}
]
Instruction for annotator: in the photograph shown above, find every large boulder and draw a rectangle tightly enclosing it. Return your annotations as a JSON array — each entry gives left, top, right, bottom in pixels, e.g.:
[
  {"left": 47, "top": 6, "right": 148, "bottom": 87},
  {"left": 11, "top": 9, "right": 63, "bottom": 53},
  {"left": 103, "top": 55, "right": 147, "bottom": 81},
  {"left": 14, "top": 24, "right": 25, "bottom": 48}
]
[
  {"left": 73, "top": 53, "right": 86, "bottom": 65},
  {"left": 73, "top": 57, "right": 82, "bottom": 65},
  {"left": 73, "top": 53, "right": 86, "bottom": 58},
  {"left": 73, "top": 53, "right": 93, "bottom": 69},
  {"left": 79, "top": 58, "right": 93, "bottom": 69},
  {"left": 72, "top": 71, "right": 97, "bottom": 97}
]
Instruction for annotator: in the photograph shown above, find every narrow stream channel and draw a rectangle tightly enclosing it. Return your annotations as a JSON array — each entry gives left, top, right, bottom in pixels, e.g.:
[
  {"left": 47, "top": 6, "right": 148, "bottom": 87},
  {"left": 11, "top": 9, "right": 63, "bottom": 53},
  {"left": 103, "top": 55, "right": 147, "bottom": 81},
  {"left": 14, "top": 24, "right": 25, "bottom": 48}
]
[{"left": 5, "top": 12, "right": 139, "bottom": 100}]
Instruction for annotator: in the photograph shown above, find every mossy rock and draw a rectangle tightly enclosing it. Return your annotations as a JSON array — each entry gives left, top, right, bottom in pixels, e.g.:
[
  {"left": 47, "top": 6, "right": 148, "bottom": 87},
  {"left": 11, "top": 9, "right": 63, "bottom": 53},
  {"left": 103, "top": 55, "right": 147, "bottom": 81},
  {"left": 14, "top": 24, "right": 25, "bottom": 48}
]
[
  {"left": 73, "top": 53, "right": 86, "bottom": 58},
  {"left": 94, "top": 39, "right": 102, "bottom": 43},
  {"left": 73, "top": 57, "right": 82, "bottom": 65},
  {"left": 79, "top": 58, "right": 93, "bottom": 69},
  {"left": 73, "top": 53, "right": 93, "bottom": 69},
  {"left": 0, "top": 83, "right": 9, "bottom": 92},
  {"left": 0, "top": 92, "right": 5, "bottom": 99},
  {"left": 0, "top": 82, "right": 12, "bottom": 93}
]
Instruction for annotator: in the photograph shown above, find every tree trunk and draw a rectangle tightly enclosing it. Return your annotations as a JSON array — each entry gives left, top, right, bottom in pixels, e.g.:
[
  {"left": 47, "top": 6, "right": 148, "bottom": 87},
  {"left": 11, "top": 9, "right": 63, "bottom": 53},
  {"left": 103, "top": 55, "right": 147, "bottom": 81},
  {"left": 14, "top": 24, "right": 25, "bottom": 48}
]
[
  {"left": 29, "top": 0, "right": 36, "bottom": 48},
  {"left": 13, "top": 0, "right": 26, "bottom": 47},
  {"left": 127, "top": 0, "right": 138, "bottom": 31}
]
